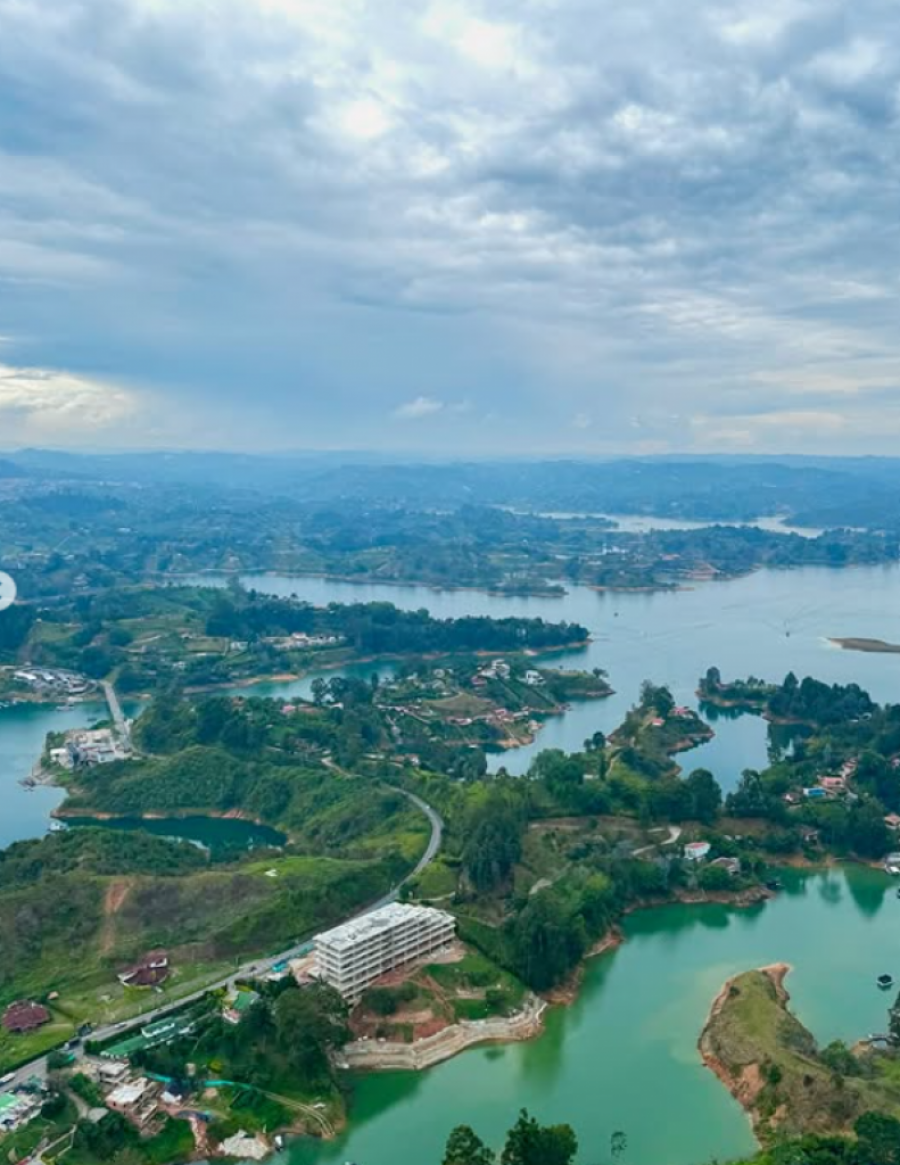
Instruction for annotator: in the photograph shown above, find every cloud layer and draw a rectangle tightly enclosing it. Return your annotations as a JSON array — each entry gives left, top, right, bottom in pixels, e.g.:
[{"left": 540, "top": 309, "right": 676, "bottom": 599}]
[{"left": 1, "top": 0, "right": 900, "bottom": 452}]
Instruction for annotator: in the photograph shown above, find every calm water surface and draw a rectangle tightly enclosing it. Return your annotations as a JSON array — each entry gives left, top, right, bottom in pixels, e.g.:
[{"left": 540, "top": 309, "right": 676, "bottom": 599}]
[
  {"left": 232, "top": 563, "right": 900, "bottom": 784},
  {"left": 70, "top": 814, "right": 286, "bottom": 854},
  {"left": 0, "top": 701, "right": 109, "bottom": 849},
  {"left": 6, "top": 563, "right": 900, "bottom": 834},
  {"left": 5, "top": 569, "right": 900, "bottom": 1164},
  {"left": 277, "top": 866, "right": 899, "bottom": 1165}
]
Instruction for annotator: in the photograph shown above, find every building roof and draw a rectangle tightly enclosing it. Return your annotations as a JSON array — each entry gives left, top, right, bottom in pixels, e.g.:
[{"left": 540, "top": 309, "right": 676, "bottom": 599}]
[
  {"left": 2, "top": 1001, "right": 51, "bottom": 1033},
  {"left": 107, "top": 1080, "right": 152, "bottom": 1107},
  {"left": 220, "top": 1133, "right": 269, "bottom": 1161},
  {"left": 119, "top": 951, "right": 169, "bottom": 987},
  {"left": 315, "top": 903, "right": 453, "bottom": 954}
]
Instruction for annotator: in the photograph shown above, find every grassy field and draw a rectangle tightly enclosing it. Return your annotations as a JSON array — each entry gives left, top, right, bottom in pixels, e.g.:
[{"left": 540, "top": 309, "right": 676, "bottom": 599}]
[
  {"left": 0, "top": 849, "right": 407, "bottom": 1074},
  {"left": 0, "top": 1016, "right": 76, "bottom": 1076},
  {"left": 701, "top": 967, "right": 900, "bottom": 1141},
  {"left": 407, "top": 857, "right": 458, "bottom": 900}
]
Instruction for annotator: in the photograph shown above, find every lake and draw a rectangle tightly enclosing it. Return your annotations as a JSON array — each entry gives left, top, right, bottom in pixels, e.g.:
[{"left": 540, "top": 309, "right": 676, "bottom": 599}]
[
  {"left": 5, "top": 565, "right": 900, "bottom": 1164},
  {"left": 277, "top": 865, "right": 899, "bottom": 1165},
  {"left": 0, "top": 700, "right": 110, "bottom": 850},
  {"left": 6, "top": 562, "right": 900, "bottom": 839},
  {"left": 229, "top": 562, "right": 900, "bottom": 784},
  {"left": 69, "top": 815, "right": 286, "bottom": 855}
]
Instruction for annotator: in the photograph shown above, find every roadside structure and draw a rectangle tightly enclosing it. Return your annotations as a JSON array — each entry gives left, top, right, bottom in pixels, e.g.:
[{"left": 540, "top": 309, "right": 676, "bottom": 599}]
[
  {"left": 2, "top": 1001, "right": 50, "bottom": 1034},
  {"left": 314, "top": 903, "right": 455, "bottom": 1002},
  {"left": 118, "top": 950, "right": 170, "bottom": 989}
]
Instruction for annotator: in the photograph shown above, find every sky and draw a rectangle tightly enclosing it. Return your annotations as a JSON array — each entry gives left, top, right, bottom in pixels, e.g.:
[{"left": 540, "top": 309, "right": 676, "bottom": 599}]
[{"left": 2, "top": 0, "right": 900, "bottom": 455}]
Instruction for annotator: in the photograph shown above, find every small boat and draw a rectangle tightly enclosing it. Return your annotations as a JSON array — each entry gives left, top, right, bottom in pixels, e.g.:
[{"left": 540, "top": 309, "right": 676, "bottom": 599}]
[
  {"left": 877, "top": 974, "right": 894, "bottom": 990},
  {"left": 48, "top": 820, "right": 67, "bottom": 833}
]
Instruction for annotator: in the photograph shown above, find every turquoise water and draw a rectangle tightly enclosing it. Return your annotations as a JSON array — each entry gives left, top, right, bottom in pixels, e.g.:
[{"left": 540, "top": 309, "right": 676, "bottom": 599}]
[
  {"left": 282, "top": 866, "right": 899, "bottom": 1165},
  {"left": 7, "top": 563, "right": 900, "bottom": 834},
  {"left": 5, "top": 568, "right": 900, "bottom": 1163},
  {"left": 221, "top": 563, "right": 900, "bottom": 785}
]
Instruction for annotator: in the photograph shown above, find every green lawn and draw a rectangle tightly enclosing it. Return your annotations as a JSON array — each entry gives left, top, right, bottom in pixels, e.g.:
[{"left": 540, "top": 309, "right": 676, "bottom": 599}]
[
  {"left": 0, "top": 1017, "right": 75, "bottom": 1076},
  {"left": 408, "top": 858, "right": 457, "bottom": 900}
]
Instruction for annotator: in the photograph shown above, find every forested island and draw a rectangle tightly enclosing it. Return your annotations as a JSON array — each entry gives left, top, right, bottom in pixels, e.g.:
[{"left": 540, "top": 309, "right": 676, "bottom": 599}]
[{"left": 0, "top": 585, "right": 590, "bottom": 699}]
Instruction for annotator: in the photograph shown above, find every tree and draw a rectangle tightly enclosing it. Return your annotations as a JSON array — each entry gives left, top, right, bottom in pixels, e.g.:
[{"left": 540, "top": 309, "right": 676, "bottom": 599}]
[
  {"left": 685, "top": 769, "right": 722, "bottom": 824},
  {"left": 698, "top": 864, "right": 733, "bottom": 892},
  {"left": 641, "top": 681, "right": 674, "bottom": 718},
  {"left": 584, "top": 730, "right": 606, "bottom": 752},
  {"left": 854, "top": 1112, "right": 900, "bottom": 1165},
  {"left": 274, "top": 983, "right": 348, "bottom": 1084},
  {"left": 509, "top": 892, "right": 587, "bottom": 990},
  {"left": 500, "top": 1109, "right": 577, "bottom": 1165},
  {"left": 462, "top": 807, "right": 523, "bottom": 892},
  {"left": 443, "top": 1125, "right": 495, "bottom": 1165},
  {"left": 847, "top": 801, "right": 891, "bottom": 859}
]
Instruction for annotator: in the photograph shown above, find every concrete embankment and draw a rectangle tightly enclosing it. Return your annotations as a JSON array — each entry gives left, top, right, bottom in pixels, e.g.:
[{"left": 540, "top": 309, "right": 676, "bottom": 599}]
[{"left": 338, "top": 997, "right": 547, "bottom": 1072}]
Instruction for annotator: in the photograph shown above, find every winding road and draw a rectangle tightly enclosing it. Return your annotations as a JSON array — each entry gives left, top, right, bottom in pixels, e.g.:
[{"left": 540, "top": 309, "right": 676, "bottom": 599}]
[{"left": 7, "top": 786, "right": 444, "bottom": 1096}]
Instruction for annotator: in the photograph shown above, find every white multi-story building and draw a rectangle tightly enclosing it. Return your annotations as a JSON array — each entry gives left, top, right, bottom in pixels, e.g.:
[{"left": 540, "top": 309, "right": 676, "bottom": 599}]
[{"left": 314, "top": 903, "right": 455, "bottom": 1002}]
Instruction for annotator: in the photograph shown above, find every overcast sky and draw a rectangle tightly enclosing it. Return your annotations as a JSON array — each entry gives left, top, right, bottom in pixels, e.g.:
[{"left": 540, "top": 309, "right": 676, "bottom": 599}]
[{"left": 2, "top": 0, "right": 900, "bottom": 454}]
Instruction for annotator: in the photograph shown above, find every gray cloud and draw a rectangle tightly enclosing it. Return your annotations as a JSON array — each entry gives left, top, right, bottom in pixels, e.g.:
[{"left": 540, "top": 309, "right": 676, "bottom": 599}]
[{"left": 1, "top": 0, "right": 900, "bottom": 452}]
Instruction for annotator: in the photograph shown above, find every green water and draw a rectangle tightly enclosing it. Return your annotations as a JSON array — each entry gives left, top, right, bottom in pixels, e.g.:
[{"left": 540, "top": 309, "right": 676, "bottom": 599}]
[
  {"left": 0, "top": 700, "right": 109, "bottom": 849},
  {"left": 69, "top": 814, "right": 286, "bottom": 854},
  {"left": 281, "top": 867, "right": 899, "bottom": 1165}
]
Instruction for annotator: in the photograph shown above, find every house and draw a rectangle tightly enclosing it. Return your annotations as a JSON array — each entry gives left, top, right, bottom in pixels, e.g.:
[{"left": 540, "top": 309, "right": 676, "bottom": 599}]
[
  {"left": 2, "top": 1001, "right": 50, "bottom": 1034},
  {"left": 0, "top": 1090, "right": 42, "bottom": 1132},
  {"left": 683, "top": 841, "right": 711, "bottom": 863},
  {"left": 650, "top": 717, "right": 665, "bottom": 728},
  {"left": 220, "top": 1133, "right": 270, "bottom": 1161},
  {"left": 118, "top": 951, "right": 169, "bottom": 989},
  {"left": 885, "top": 814, "right": 900, "bottom": 832},
  {"left": 523, "top": 670, "right": 545, "bottom": 687},
  {"left": 106, "top": 1077, "right": 161, "bottom": 1130},
  {"left": 673, "top": 706, "right": 693, "bottom": 718},
  {"left": 709, "top": 857, "right": 740, "bottom": 877},
  {"left": 224, "top": 990, "right": 260, "bottom": 1026},
  {"left": 818, "top": 776, "right": 846, "bottom": 794}
]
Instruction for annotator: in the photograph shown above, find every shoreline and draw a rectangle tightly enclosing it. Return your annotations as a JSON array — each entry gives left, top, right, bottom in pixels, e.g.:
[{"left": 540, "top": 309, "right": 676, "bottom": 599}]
[
  {"left": 182, "top": 639, "right": 596, "bottom": 694},
  {"left": 339, "top": 996, "right": 548, "bottom": 1073},
  {"left": 160, "top": 567, "right": 568, "bottom": 600},
  {"left": 697, "top": 963, "right": 793, "bottom": 1140},
  {"left": 829, "top": 636, "right": 900, "bottom": 654}
]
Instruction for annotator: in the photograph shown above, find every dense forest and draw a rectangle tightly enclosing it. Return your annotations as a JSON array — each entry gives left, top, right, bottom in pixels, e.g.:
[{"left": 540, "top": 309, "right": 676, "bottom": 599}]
[{"left": 206, "top": 594, "right": 589, "bottom": 654}]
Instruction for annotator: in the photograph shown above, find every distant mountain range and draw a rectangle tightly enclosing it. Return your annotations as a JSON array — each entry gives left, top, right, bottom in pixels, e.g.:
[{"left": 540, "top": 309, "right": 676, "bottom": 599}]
[{"left": 2, "top": 449, "right": 900, "bottom": 530}]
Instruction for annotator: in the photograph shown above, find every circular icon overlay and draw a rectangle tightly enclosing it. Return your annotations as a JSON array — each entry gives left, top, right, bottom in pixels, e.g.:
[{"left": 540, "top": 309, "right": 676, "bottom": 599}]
[{"left": 0, "top": 572, "right": 17, "bottom": 612}]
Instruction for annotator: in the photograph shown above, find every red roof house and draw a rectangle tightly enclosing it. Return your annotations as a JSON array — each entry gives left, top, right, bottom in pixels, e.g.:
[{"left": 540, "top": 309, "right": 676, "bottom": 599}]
[
  {"left": 3, "top": 1001, "right": 51, "bottom": 1033},
  {"left": 118, "top": 950, "right": 170, "bottom": 989}
]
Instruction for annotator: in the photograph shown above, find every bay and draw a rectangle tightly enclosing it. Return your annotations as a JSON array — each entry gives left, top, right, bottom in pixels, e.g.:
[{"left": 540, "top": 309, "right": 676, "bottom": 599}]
[{"left": 280, "top": 865, "right": 899, "bottom": 1165}]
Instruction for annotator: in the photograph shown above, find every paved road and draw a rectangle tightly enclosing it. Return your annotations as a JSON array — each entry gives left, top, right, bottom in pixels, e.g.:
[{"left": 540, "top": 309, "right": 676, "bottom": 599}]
[
  {"left": 7, "top": 787, "right": 444, "bottom": 1093},
  {"left": 101, "top": 681, "right": 130, "bottom": 747}
]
